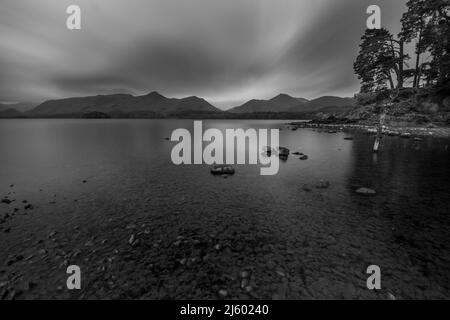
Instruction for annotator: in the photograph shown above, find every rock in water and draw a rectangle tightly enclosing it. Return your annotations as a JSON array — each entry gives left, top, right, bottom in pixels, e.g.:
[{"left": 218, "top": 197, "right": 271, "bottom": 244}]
[
  {"left": 355, "top": 187, "right": 376, "bottom": 195},
  {"left": 299, "top": 155, "right": 308, "bottom": 160},
  {"left": 210, "top": 165, "right": 235, "bottom": 176},
  {"left": 218, "top": 289, "right": 228, "bottom": 298},
  {"left": 315, "top": 180, "right": 330, "bottom": 189}
]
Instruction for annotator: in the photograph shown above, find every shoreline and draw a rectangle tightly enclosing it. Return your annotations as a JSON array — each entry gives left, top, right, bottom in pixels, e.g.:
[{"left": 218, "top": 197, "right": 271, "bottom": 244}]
[{"left": 287, "top": 121, "right": 450, "bottom": 139}]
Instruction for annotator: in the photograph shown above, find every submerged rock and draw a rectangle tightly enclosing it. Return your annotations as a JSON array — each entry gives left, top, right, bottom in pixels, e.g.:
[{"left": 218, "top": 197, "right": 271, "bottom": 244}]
[
  {"left": 218, "top": 289, "right": 228, "bottom": 298},
  {"left": 355, "top": 187, "right": 376, "bottom": 195},
  {"left": 315, "top": 180, "right": 330, "bottom": 189},
  {"left": 299, "top": 155, "right": 308, "bottom": 160}
]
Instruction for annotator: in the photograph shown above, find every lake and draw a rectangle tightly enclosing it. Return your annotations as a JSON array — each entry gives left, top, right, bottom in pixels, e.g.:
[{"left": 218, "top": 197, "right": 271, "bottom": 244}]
[{"left": 0, "top": 119, "right": 449, "bottom": 299}]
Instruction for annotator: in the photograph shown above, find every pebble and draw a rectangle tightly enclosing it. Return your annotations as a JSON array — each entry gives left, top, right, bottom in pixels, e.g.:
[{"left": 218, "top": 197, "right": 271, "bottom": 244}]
[
  {"left": 276, "top": 271, "right": 286, "bottom": 278},
  {"left": 218, "top": 289, "right": 228, "bottom": 298},
  {"left": 174, "top": 240, "right": 182, "bottom": 247},
  {"left": 128, "top": 234, "right": 136, "bottom": 245}
]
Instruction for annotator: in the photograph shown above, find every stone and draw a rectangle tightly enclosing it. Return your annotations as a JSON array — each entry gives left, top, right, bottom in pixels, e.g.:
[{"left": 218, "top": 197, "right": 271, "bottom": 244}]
[
  {"left": 355, "top": 187, "right": 376, "bottom": 195},
  {"left": 315, "top": 180, "right": 330, "bottom": 189},
  {"left": 241, "top": 279, "right": 249, "bottom": 289},
  {"left": 218, "top": 289, "right": 228, "bottom": 298},
  {"left": 174, "top": 240, "right": 182, "bottom": 247},
  {"left": 302, "top": 185, "right": 312, "bottom": 192},
  {"left": 128, "top": 234, "right": 136, "bottom": 246}
]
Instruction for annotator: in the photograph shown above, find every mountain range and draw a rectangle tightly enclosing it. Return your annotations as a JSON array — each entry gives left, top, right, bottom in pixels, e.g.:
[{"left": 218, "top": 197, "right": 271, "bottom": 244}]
[
  {"left": 1, "top": 92, "right": 356, "bottom": 118},
  {"left": 29, "top": 92, "right": 220, "bottom": 117},
  {"left": 228, "top": 94, "right": 355, "bottom": 114},
  {"left": 0, "top": 102, "right": 36, "bottom": 113}
]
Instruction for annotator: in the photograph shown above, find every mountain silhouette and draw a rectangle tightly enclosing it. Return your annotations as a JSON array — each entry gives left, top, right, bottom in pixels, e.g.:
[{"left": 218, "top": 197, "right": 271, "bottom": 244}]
[
  {"left": 229, "top": 94, "right": 308, "bottom": 113},
  {"left": 30, "top": 92, "right": 220, "bottom": 117},
  {"left": 289, "top": 96, "right": 355, "bottom": 113}
]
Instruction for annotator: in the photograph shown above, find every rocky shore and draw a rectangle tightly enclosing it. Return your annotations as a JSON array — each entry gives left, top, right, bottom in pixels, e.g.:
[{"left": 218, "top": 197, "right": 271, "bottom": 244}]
[{"left": 288, "top": 121, "right": 450, "bottom": 139}]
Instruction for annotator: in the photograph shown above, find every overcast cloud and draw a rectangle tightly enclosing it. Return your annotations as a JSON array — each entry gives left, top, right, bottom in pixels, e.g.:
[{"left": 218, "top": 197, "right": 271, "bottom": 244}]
[{"left": 0, "top": 0, "right": 407, "bottom": 109}]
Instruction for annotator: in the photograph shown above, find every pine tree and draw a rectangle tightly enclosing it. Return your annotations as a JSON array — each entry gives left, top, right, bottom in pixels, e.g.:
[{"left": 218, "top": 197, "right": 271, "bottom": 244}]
[{"left": 354, "top": 29, "right": 409, "bottom": 92}]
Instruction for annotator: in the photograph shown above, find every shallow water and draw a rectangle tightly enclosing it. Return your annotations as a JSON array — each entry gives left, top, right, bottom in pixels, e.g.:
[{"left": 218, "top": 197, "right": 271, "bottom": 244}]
[{"left": 0, "top": 119, "right": 449, "bottom": 299}]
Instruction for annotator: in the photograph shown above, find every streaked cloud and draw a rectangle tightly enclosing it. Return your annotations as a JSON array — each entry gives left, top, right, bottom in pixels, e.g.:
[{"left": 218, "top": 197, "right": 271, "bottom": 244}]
[{"left": 0, "top": 0, "right": 407, "bottom": 108}]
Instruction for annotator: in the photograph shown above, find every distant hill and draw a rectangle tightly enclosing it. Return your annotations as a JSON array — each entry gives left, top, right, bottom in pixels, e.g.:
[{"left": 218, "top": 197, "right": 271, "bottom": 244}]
[
  {"left": 229, "top": 94, "right": 355, "bottom": 114},
  {"left": 29, "top": 92, "right": 221, "bottom": 117},
  {"left": 228, "top": 94, "right": 308, "bottom": 113},
  {"left": 289, "top": 96, "right": 356, "bottom": 113},
  {"left": 0, "top": 102, "right": 36, "bottom": 113},
  {"left": 0, "top": 108, "right": 24, "bottom": 118}
]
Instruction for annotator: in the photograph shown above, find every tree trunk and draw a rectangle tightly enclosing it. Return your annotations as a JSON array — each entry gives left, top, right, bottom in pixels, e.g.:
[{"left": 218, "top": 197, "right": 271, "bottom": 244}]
[
  {"left": 397, "top": 40, "right": 404, "bottom": 89},
  {"left": 387, "top": 73, "right": 395, "bottom": 89},
  {"left": 413, "top": 32, "right": 422, "bottom": 88}
]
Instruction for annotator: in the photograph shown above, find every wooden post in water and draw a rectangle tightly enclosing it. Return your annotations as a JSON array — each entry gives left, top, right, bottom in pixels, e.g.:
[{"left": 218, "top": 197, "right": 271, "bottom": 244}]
[{"left": 373, "top": 112, "right": 385, "bottom": 153}]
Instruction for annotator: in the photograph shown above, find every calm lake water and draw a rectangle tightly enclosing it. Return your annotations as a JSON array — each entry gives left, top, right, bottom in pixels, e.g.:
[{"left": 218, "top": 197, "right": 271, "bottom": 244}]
[{"left": 0, "top": 119, "right": 449, "bottom": 299}]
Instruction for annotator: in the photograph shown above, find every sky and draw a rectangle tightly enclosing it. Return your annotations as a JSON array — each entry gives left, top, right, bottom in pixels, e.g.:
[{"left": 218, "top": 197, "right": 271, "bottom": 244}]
[{"left": 0, "top": 0, "right": 408, "bottom": 109}]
